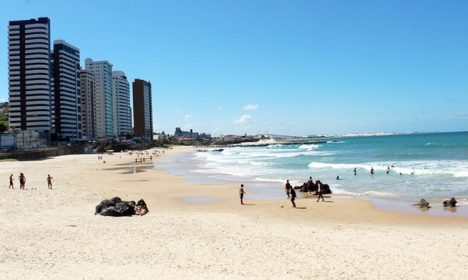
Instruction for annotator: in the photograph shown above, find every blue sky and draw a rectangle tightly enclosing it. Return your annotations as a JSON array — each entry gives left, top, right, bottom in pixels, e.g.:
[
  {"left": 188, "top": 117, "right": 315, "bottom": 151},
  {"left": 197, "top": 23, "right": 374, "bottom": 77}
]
[{"left": 1, "top": 0, "right": 468, "bottom": 136}]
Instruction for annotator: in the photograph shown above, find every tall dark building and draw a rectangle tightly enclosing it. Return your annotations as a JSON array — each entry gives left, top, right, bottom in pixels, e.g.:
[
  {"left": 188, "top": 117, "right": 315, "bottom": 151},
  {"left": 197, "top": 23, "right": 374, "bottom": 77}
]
[
  {"left": 8, "top": 17, "right": 51, "bottom": 132},
  {"left": 51, "top": 40, "right": 81, "bottom": 140},
  {"left": 133, "top": 79, "right": 153, "bottom": 141},
  {"left": 80, "top": 70, "right": 95, "bottom": 140}
]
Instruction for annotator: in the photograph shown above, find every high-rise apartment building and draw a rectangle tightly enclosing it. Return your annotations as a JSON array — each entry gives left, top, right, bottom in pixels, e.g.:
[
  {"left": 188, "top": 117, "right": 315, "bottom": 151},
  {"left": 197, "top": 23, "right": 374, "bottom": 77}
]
[
  {"left": 80, "top": 70, "right": 95, "bottom": 140},
  {"left": 8, "top": 17, "right": 51, "bottom": 132},
  {"left": 85, "top": 58, "right": 113, "bottom": 139},
  {"left": 133, "top": 79, "right": 153, "bottom": 141},
  {"left": 112, "top": 71, "right": 132, "bottom": 136},
  {"left": 51, "top": 40, "right": 81, "bottom": 140}
]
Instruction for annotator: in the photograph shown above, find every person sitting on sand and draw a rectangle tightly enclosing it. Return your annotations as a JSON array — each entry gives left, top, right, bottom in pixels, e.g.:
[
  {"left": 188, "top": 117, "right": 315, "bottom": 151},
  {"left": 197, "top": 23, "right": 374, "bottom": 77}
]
[
  {"left": 290, "top": 188, "right": 297, "bottom": 208},
  {"left": 135, "top": 199, "right": 149, "bottom": 215},
  {"left": 285, "top": 180, "right": 292, "bottom": 198},
  {"left": 47, "top": 174, "right": 53, "bottom": 189},
  {"left": 239, "top": 184, "right": 246, "bottom": 205},
  {"left": 9, "top": 174, "right": 14, "bottom": 189}
]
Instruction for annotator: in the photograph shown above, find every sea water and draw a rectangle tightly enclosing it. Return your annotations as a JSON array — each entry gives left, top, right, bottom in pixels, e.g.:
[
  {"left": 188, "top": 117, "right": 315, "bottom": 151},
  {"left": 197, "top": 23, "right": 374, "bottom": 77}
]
[{"left": 172, "top": 132, "right": 468, "bottom": 204}]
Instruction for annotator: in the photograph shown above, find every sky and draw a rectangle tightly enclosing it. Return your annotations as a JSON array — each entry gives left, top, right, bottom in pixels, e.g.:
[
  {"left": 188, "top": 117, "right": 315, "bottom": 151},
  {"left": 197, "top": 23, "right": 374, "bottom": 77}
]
[{"left": 1, "top": 0, "right": 468, "bottom": 136}]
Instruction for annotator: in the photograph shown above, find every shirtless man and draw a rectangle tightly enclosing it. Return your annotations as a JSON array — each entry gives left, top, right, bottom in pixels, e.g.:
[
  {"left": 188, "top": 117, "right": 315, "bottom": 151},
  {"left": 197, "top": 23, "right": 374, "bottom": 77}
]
[
  {"left": 285, "top": 180, "right": 292, "bottom": 198},
  {"left": 239, "top": 184, "right": 246, "bottom": 205}
]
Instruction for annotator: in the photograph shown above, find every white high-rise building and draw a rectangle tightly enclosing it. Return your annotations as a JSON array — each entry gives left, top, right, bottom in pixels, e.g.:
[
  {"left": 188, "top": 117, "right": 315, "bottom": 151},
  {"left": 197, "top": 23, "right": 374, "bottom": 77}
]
[
  {"left": 85, "top": 58, "right": 113, "bottom": 139},
  {"left": 8, "top": 17, "right": 51, "bottom": 132},
  {"left": 51, "top": 40, "right": 81, "bottom": 140},
  {"left": 112, "top": 71, "right": 132, "bottom": 136}
]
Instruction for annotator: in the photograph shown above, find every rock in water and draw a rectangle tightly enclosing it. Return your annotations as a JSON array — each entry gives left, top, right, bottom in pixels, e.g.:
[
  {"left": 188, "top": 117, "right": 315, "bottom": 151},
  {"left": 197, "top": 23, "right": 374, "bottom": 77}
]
[
  {"left": 443, "top": 197, "right": 457, "bottom": 208},
  {"left": 414, "top": 198, "right": 431, "bottom": 208}
]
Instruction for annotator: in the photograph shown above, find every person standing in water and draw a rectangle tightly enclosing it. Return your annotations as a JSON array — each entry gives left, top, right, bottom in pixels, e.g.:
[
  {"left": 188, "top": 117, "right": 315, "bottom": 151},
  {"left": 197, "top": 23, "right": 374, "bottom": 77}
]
[
  {"left": 9, "top": 174, "right": 14, "bottom": 189},
  {"left": 47, "top": 174, "right": 53, "bottom": 189},
  {"left": 239, "top": 184, "right": 246, "bottom": 205},
  {"left": 290, "top": 187, "right": 297, "bottom": 208},
  {"left": 370, "top": 167, "right": 375, "bottom": 175},
  {"left": 285, "top": 180, "right": 292, "bottom": 198},
  {"left": 353, "top": 168, "right": 357, "bottom": 176}
]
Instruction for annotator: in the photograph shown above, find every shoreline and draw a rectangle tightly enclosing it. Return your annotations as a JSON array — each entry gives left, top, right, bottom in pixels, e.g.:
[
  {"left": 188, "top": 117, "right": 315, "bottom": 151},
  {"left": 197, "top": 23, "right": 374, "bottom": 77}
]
[{"left": 156, "top": 146, "right": 468, "bottom": 220}]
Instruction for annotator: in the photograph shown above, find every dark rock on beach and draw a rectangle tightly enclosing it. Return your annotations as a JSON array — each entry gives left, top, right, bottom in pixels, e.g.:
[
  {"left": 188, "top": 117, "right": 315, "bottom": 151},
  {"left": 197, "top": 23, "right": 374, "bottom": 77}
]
[{"left": 95, "top": 197, "right": 136, "bottom": 217}]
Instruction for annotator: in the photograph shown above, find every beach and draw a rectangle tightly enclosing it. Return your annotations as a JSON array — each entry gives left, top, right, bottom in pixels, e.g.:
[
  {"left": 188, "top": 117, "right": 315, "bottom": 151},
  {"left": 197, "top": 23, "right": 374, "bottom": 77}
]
[{"left": 1, "top": 146, "right": 468, "bottom": 279}]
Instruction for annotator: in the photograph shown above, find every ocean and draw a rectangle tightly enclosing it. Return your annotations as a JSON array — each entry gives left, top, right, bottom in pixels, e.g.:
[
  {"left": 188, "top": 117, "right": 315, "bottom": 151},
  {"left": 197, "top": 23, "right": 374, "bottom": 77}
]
[{"left": 156, "top": 131, "right": 468, "bottom": 206}]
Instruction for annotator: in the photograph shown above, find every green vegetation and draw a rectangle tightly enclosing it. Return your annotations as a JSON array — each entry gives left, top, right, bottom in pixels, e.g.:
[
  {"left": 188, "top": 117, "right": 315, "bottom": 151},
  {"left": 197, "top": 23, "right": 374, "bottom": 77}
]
[
  {"left": 0, "top": 102, "right": 8, "bottom": 133},
  {"left": 151, "top": 136, "right": 179, "bottom": 148}
]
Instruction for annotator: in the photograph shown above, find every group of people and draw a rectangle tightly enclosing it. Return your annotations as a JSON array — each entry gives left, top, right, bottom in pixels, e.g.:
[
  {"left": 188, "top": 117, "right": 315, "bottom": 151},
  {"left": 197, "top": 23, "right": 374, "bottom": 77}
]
[
  {"left": 8, "top": 173, "right": 53, "bottom": 190},
  {"left": 238, "top": 177, "right": 330, "bottom": 208},
  {"left": 351, "top": 166, "right": 415, "bottom": 177}
]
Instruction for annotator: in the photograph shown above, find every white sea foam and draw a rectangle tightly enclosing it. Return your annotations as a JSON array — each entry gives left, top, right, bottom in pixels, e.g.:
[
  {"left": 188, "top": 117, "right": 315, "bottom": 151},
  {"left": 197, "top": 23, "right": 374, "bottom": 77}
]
[
  {"left": 331, "top": 188, "right": 397, "bottom": 197},
  {"left": 327, "top": 140, "right": 345, "bottom": 144},
  {"left": 298, "top": 144, "right": 319, "bottom": 150}
]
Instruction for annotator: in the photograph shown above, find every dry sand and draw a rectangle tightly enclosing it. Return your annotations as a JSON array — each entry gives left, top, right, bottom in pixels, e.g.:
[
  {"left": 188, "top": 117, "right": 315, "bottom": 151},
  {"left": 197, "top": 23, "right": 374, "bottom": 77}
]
[{"left": 1, "top": 146, "right": 468, "bottom": 279}]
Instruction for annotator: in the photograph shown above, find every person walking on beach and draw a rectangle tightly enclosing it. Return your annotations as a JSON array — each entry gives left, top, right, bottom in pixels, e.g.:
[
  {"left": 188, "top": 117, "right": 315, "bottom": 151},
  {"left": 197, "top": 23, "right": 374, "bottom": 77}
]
[
  {"left": 290, "top": 187, "right": 297, "bottom": 208},
  {"left": 316, "top": 181, "right": 325, "bottom": 202},
  {"left": 19, "top": 173, "right": 25, "bottom": 190},
  {"left": 285, "top": 180, "right": 292, "bottom": 198},
  {"left": 239, "top": 184, "right": 246, "bottom": 205},
  {"left": 9, "top": 174, "right": 14, "bottom": 189},
  {"left": 47, "top": 174, "right": 53, "bottom": 189}
]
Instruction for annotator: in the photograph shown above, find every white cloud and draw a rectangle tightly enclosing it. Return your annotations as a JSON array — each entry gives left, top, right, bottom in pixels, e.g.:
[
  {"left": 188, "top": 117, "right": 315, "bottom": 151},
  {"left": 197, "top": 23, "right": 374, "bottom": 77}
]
[
  {"left": 234, "top": 114, "right": 251, "bottom": 124},
  {"left": 243, "top": 104, "right": 259, "bottom": 111}
]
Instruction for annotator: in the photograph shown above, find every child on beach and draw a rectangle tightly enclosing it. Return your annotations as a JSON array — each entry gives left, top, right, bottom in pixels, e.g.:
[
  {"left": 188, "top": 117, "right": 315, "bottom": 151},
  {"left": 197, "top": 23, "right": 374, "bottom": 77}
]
[
  {"left": 9, "top": 174, "right": 14, "bottom": 189},
  {"left": 239, "top": 184, "right": 246, "bottom": 205},
  {"left": 47, "top": 174, "right": 53, "bottom": 189}
]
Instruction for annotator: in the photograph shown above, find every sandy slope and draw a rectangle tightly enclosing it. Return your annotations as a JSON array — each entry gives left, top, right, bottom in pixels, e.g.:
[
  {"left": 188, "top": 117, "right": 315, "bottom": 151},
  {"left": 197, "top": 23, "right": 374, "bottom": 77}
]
[{"left": 0, "top": 148, "right": 467, "bottom": 279}]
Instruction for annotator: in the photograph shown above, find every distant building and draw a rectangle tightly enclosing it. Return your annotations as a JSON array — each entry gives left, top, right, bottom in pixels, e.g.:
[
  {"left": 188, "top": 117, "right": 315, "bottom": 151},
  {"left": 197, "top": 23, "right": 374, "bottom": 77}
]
[
  {"left": 175, "top": 127, "right": 199, "bottom": 140},
  {"left": 80, "top": 70, "right": 95, "bottom": 140},
  {"left": 51, "top": 40, "right": 81, "bottom": 140},
  {"left": 174, "top": 127, "right": 211, "bottom": 142},
  {"left": 8, "top": 17, "right": 52, "bottom": 133},
  {"left": 133, "top": 79, "right": 153, "bottom": 141},
  {"left": 112, "top": 71, "right": 132, "bottom": 136},
  {"left": 85, "top": 58, "right": 114, "bottom": 139}
]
